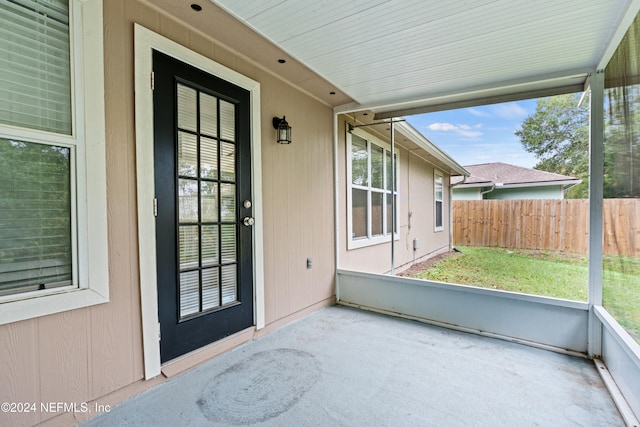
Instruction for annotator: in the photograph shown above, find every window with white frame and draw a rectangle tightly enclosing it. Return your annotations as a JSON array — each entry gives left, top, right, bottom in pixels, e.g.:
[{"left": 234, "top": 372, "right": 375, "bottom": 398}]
[
  {"left": 0, "top": 0, "right": 108, "bottom": 324},
  {"left": 434, "top": 171, "right": 444, "bottom": 231},
  {"left": 348, "top": 130, "right": 398, "bottom": 249}
]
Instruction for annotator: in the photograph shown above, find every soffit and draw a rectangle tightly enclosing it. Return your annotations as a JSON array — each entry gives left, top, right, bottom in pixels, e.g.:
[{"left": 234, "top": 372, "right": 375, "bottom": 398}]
[
  {"left": 141, "top": 0, "right": 353, "bottom": 107},
  {"left": 344, "top": 112, "right": 467, "bottom": 176},
  {"left": 211, "top": 0, "right": 634, "bottom": 114}
]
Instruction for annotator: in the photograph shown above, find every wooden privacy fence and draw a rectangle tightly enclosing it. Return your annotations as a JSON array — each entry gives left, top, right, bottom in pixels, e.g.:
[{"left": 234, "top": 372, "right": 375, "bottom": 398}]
[{"left": 453, "top": 199, "right": 640, "bottom": 258}]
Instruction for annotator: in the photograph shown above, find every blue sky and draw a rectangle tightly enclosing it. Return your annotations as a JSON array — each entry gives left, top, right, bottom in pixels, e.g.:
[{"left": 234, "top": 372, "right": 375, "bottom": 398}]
[{"left": 405, "top": 99, "right": 539, "bottom": 168}]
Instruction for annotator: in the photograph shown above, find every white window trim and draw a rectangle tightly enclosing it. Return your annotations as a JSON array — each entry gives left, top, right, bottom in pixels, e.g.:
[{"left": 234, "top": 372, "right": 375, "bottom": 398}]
[
  {"left": 134, "top": 25, "right": 264, "bottom": 379},
  {"left": 0, "top": 0, "right": 108, "bottom": 325},
  {"left": 346, "top": 128, "right": 399, "bottom": 250},
  {"left": 434, "top": 170, "right": 444, "bottom": 232}
]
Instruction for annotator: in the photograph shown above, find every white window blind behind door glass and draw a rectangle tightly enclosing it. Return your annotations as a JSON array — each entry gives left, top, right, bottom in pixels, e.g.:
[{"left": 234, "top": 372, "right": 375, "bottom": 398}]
[{"left": 0, "top": 0, "right": 72, "bottom": 135}]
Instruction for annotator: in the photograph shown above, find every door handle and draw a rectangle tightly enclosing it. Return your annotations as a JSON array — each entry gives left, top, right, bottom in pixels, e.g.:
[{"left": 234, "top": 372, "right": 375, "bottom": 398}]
[{"left": 243, "top": 217, "right": 255, "bottom": 227}]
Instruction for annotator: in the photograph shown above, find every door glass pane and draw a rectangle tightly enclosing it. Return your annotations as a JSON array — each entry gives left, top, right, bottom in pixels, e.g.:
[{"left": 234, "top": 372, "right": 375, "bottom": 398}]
[
  {"left": 220, "top": 100, "right": 235, "bottom": 142},
  {"left": 221, "top": 183, "right": 236, "bottom": 222},
  {"left": 221, "top": 264, "right": 237, "bottom": 304},
  {"left": 221, "top": 142, "right": 235, "bottom": 181},
  {"left": 202, "top": 225, "right": 218, "bottom": 267},
  {"left": 178, "top": 178, "right": 198, "bottom": 223},
  {"left": 371, "top": 192, "right": 383, "bottom": 236},
  {"left": 178, "top": 131, "right": 197, "bottom": 177},
  {"left": 351, "top": 135, "right": 368, "bottom": 186},
  {"left": 371, "top": 145, "right": 383, "bottom": 189},
  {"left": 202, "top": 267, "right": 220, "bottom": 310},
  {"left": 175, "top": 81, "right": 240, "bottom": 318},
  {"left": 177, "top": 84, "right": 197, "bottom": 132},
  {"left": 179, "top": 226, "right": 199, "bottom": 270},
  {"left": 200, "top": 137, "right": 218, "bottom": 180},
  {"left": 200, "top": 182, "right": 218, "bottom": 222},
  {"left": 221, "top": 225, "right": 236, "bottom": 263},
  {"left": 200, "top": 92, "right": 217, "bottom": 137},
  {"left": 352, "top": 188, "right": 367, "bottom": 238},
  {"left": 179, "top": 270, "right": 199, "bottom": 317}
]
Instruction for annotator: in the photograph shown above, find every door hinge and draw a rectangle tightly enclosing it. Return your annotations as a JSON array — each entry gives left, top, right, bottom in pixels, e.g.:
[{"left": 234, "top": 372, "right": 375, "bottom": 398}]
[
  {"left": 151, "top": 71, "right": 155, "bottom": 91},
  {"left": 158, "top": 322, "right": 161, "bottom": 341},
  {"left": 153, "top": 197, "right": 158, "bottom": 217}
]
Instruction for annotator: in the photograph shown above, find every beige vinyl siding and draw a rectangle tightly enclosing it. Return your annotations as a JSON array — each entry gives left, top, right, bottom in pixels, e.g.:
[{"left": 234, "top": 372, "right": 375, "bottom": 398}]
[
  {"left": 0, "top": 1, "right": 335, "bottom": 425},
  {"left": 338, "top": 116, "right": 450, "bottom": 274}
]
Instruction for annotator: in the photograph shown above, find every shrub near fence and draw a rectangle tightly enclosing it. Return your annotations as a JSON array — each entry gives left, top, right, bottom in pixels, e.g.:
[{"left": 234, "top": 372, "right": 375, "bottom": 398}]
[{"left": 453, "top": 199, "right": 640, "bottom": 258}]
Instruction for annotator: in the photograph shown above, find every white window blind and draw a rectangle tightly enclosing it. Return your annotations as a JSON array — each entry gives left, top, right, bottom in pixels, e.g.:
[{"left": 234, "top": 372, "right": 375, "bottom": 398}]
[
  {"left": 0, "top": 138, "right": 72, "bottom": 297},
  {"left": 0, "top": 0, "right": 72, "bottom": 135}
]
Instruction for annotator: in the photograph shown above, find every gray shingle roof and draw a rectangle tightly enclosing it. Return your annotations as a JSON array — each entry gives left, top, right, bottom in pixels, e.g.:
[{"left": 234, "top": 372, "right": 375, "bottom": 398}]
[{"left": 453, "top": 162, "right": 580, "bottom": 186}]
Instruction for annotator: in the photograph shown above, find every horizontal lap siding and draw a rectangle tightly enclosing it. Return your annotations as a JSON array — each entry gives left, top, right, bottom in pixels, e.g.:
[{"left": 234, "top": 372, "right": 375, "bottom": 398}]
[
  {"left": 337, "top": 116, "right": 451, "bottom": 274},
  {"left": 0, "top": 1, "right": 335, "bottom": 425}
]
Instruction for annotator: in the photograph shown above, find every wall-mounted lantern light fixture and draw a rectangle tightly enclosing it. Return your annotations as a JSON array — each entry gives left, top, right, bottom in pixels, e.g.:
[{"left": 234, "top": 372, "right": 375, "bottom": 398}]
[{"left": 272, "top": 116, "right": 292, "bottom": 144}]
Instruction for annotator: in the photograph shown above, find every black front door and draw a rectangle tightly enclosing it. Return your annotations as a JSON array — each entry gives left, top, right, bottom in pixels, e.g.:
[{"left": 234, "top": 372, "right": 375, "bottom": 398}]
[{"left": 153, "top": 51, "right": 253, "bottom": 363}]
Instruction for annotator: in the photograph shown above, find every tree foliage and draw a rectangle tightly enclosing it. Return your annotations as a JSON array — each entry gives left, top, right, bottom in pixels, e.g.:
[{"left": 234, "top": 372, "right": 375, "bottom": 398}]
[
  {"left": 515, "top": 94, "right": 589, "bottom": 198},
  {"left": 516, "top": 89, "right": 640, "bottom": 199}
]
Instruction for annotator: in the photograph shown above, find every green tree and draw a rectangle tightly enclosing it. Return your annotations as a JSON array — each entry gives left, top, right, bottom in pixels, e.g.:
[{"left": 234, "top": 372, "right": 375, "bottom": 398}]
[{"left": 515, "top": 94, "right": 589, "bottom": 198}]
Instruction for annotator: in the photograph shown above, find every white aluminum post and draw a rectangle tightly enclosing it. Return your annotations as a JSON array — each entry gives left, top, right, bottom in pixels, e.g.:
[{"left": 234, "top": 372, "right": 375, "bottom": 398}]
[{"left": 390, "top": 120, "right": 395, "bottom": 275}]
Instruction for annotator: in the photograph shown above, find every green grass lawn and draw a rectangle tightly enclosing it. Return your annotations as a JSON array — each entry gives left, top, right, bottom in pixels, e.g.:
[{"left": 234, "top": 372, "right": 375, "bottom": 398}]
[{"left": 410, "top": 246, "right": 640, "bottom": 343}]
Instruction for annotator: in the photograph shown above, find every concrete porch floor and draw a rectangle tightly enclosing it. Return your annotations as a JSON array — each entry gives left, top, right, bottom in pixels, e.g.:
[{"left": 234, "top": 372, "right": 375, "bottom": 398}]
[{"left": 83, "top": 306, "right": 623, "bottom": 426}]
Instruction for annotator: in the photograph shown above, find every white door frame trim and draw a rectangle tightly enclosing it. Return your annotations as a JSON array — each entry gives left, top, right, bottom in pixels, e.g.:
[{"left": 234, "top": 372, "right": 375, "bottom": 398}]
[{"left": 134, "top": 24, "right": 265, "bottom": 379}]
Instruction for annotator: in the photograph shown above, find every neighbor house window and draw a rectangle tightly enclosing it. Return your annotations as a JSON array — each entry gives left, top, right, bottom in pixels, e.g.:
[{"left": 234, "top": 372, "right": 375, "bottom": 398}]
[
  {"left": 435, "top": 171, "right": 443, "bottom": 231},
  {"left": 348, "top": 130, "right": 398, "bottom": 249},
  {"left": 0, "top": 0, "right": 108, "bottom": 324}
]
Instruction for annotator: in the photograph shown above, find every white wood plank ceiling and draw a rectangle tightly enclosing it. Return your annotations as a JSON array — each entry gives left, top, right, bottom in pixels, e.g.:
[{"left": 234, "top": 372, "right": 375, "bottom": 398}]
[{"left": 212, "top": 0, "right": 637, "bottom": 115}]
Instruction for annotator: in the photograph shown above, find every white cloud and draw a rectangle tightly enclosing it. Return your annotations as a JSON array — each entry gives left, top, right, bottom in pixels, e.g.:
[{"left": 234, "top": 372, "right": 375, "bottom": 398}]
[
  {"left": 428, "top": 122, "right": 457, "bottom": 132},
  {"left": 428, "top": 122, "right": 483, "bottom": 138}
]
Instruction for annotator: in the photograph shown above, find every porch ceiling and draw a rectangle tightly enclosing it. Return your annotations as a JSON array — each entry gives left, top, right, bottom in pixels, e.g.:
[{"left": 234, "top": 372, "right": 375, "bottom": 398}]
[{"left": 212, "top": 0, "right": 636, "bottom": 116}]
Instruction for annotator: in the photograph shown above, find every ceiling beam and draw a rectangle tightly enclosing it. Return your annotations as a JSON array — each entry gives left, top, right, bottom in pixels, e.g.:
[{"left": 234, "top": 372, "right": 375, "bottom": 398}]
[
  {"left": 373, "top": 83, "right": 585, "bottom": 120},
  {"left": 335, "top": 68, "right": 589, "bottom": 117}
]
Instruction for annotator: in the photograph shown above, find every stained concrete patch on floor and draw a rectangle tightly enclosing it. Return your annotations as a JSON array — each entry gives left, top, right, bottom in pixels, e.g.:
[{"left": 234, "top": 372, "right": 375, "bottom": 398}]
[
  {"left": 198, "top": 348, "right": 321, "bottom": 424},
  {"left": 83, "top": 306, "right": 624, "bottom": 426}
]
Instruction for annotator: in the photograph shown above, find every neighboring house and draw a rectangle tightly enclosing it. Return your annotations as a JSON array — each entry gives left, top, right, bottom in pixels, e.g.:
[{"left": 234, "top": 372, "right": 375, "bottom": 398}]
[
  {"left": 452, "top": 162, "right": 581, "bottom": 200},
  {"left": 0, "top": 1, "right": 637, "bottom": 426}
]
